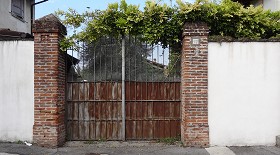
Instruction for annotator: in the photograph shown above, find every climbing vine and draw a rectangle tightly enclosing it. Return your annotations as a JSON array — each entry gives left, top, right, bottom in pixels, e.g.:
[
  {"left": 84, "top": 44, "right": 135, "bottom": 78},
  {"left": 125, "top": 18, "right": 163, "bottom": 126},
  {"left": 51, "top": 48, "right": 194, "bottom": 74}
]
[{"left": 56, "top": 0, "right": 280, "bottom": 50}]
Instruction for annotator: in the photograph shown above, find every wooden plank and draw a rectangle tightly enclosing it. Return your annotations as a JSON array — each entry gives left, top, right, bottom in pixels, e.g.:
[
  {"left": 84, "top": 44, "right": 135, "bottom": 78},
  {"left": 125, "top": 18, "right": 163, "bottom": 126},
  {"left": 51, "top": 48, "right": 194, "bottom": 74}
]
[
  {"left": 79, "top": 120, "right": 85, "bottom": 140},
  {"left": 95, "top": 121, "right": 101, "bottom": 139},
  {"left": 79, "top": 83, "right": 85, "bottom": 100},
  {"left": 95, "top": 83, "right": 100, "bottom": 100},
  {"left": 169, "top": 82, "right": 174, "bottom": 100},
  {"left": 112, "top": 102, "right": 118, "bottom": 120},
  {"left": 67, "top": 102, "right": 72, "bottom": 120},
  {"left": 141, "top": 82, "right": 147, "bottom": 100},
  {"left": 111, "top": 82, "right": 118, "bottom": 100},
  {"left": 84, "top": 102, "right": 89, "bottom": 121},
  {"left": 147, "top": 83, "right": 152, "bottom": 100},
  {"left": 136, "top": 102, "right": 142, "bottom": 119},
  {"left": 107, "top": 82, "right": 112, "bottom": 100},
  {"left": 174, "top": 102, "right": 180, "bottom": 118},
  {"left": 125, "top": 102, "right": 131, "bottom": 119},
  {"left": 73, "top": 102, "right": 79, "bottom": 120},
  {"left": 170, "top": 120, "right": 181, "bottom": 138},
  {"left": 164, "top": 101, "right": 171, "bottom": 118},
  {"left": 66, "top": 121, "right": 72, "bottom": 140},
  {"left": 153, "top": 121, "right": 160, "bottom": 139},
  {"left": 112, "top": 121, "right": 119, "bottom": 140},
  {"left": 101, "top": 121, "right": 107, "bottom": 139},
  {"left": 78, "top": 102, "right": 84, "bottom": 121},
  {"left": 101, "top": 101, "right": 106, "bottom": 120},
  {"left": 159, "top": 82, "right": 165, "bottom": 100},
  {"left": 125, "top": 120, "right": 132, "bottom": 139},
  {"left": 67, "top": 81, "right": 181, "bottom": 141},
  {"left": 154, "top": 102, "right": 165, "bottom": 118},
  {"left": 142, "top": 101, "right": 148, "bottom": 119},
  {"left": 159, "top": 120, "right": 165, "bottom": 138},
  {"left": 95, "top": 102, "right": 101, "bottom": 120},
  {"left": 89, "top": 83, "right": 95, "bottom": 100},
  {"left": 136, "top": 120, "right": 142, "bottom": 139},
  {"left": 164, "top": 120, "right": 170, "bottom": 137},
  {"left": 142, "top": 121, "right": 149, "bottom": 139},
  {"left": 117, "top": 82, "right": 122, "bottom": 100},
  {"left": 72, "top": 83, "right": 79, "bottom": 100},
  {"left": 84, "top": 121, "right": 90, "bottom": 140},
  {"left": 175, "top": 82, "right": 180, "bottom": 100},
  {"left": 84, "top": 83, "right": 89, "bottom": 100},
  {"left": 100, "top": 82, "right": 107, "bottom": 100},
  {"left": 72, "top": 121, "right": 79, "bottom": 140},
  {"left": 131, "top": 121, "right": 136, "bottom": 139},
  {"left": 67, "top": 83, "right": 72, "bottom": 100},
  {"left": 106, "top": 121, "right": 113, "bottom": 140},
  {"left": 136, "top": 82, "right": 141, "bottom": 100},
  {"left": 147, "top": 101, "right": 153, "bottom": 119},
  {"left": 89, "top": 121, "right": 96, "bottom": 140}
]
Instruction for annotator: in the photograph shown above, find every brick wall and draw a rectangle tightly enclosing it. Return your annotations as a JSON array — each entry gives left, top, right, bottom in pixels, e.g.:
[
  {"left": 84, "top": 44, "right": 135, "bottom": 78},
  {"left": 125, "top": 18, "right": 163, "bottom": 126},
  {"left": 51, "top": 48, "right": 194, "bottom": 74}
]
[
  {"left": 33, "top": 14, "right": 66, "bottom": 147},
  {"left": 181, "top": 23, "right": 209, "bottom": 147}
]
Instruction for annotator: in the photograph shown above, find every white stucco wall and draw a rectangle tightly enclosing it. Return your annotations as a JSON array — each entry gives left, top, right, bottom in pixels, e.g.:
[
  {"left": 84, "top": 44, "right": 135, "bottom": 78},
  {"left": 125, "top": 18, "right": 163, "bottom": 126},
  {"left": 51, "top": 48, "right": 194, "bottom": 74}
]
[
  {"left": 263, "top": 0, "right": 280, "bottom": 11},
  {"left": 0, "top": 0, "right": 33, "bottom": 33},
  {"left": 209, "top": 42, "right": 280, "bottom": 146},
  {"left": 0, "top": 41, "right": 34, "bottom": 142}
]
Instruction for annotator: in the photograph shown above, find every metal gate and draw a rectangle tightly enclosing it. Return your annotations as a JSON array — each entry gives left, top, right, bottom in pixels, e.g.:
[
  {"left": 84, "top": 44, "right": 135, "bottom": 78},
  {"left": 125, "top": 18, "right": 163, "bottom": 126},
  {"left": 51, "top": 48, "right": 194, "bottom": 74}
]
[{"left": 66, "top": 36, "right": 181, "bottom": 141}]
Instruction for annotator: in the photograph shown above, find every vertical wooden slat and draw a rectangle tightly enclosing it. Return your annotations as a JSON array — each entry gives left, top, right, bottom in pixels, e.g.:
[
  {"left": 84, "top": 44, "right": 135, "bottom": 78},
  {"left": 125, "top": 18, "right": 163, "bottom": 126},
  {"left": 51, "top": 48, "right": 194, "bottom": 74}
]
[
  {"left": 106, "top": 121, "right": 112, "bottom": 139},
  {"left": 89, "top": 121, "right": 96, "bottom": 139},
  {"left": 67, "top": 81, "right": 181, "bottom": 141},
  {"left": 78, "top": 102, "right": 84, "bottom": 140},
  {"left": 72, "top": 121, "right": 79, "bottom": 140},
  {"left": 95, "top": 121, "right": 101, "bottom": 139},
  {"left": 136, "top": 120, "right": 142, "bottom": 139},
  {"left": 112, "top": 121, "right": 118, "bottom": 140},
  {"left": 67, "top": 83, "right": 72, "bottom": 101},
  {"left": 84, "top": 102, "right": 89, "bottom": 140},
  {"left": 126, "top": 120, "right": 132, "bottom": 139},
  {"left": 164, "top": 121, "right": 170, "bottom": 137},
  {"left": 89, "top": 83, "right": 94, "bottom": 100}
]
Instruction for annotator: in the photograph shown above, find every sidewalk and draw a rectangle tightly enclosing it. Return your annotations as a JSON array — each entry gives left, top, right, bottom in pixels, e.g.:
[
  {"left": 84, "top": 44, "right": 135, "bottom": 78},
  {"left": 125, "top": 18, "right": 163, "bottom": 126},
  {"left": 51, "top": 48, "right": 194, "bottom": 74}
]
[{"left": 0, "top": 141, "right": 279, "bottom": 155}]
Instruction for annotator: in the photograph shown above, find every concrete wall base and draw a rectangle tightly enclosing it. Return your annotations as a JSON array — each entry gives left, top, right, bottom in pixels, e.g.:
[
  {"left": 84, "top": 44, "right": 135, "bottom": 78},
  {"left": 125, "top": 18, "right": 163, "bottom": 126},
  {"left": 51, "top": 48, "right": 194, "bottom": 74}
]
[{"left": 277, "top": 136, "right": 280, "bottom": 147}]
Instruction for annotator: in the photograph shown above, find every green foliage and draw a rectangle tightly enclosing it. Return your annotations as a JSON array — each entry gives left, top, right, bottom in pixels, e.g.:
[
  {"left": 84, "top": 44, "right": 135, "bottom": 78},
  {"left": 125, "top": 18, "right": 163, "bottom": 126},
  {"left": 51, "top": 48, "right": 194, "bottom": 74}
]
[
  {"left": 56, "top": 0, "right": 280, "bottom": 49},
  {"left": 156, "top": 136, "right": 181, "bottom": 145},
  {"left": 16, "top": 140, "right": 24, "bottom": 144}
]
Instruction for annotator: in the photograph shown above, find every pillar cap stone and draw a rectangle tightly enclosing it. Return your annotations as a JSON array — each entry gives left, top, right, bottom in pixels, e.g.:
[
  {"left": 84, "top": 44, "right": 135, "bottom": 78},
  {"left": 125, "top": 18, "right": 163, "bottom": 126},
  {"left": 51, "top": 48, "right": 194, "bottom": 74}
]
[
  {"left": 182, "top": 22, "right": 209, "bottom": 37},
  {"left": 32, "top": 13, "right": 66, "bottom": 35}
]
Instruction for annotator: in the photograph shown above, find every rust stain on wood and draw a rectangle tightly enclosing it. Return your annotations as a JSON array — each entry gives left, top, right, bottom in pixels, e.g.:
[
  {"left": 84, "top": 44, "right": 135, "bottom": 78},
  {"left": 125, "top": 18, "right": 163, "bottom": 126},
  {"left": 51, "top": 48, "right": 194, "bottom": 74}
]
[{"left": 67, "top": 81, "right": 180, "bottom": 140}]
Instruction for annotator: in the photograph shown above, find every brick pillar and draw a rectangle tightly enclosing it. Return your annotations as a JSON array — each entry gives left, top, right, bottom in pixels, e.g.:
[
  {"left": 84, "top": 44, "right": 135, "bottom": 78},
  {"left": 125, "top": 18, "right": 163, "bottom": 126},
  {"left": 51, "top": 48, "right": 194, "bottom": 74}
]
[
  {"left": 181, "top": 23, "right": 209, "bottom": 147},
  {"left": 33, "top": 14, "right": 67, "bottom": 147}
]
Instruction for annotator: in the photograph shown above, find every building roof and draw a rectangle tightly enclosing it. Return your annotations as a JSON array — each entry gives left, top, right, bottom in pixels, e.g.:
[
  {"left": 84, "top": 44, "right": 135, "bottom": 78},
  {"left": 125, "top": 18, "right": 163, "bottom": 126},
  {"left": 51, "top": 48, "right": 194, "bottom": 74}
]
[{"left": 0, "top": 29, "right": 33, "bottom": 41}]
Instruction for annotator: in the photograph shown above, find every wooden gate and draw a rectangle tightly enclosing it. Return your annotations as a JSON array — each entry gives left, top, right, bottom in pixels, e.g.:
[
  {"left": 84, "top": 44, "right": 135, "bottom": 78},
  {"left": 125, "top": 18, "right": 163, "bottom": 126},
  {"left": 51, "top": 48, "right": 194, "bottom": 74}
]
[
  {"left": 66, "top": 36, "right": 181, "bottom": 141},
  {"left": 66, "top": 81, "right": 180, "bottom": 140}
]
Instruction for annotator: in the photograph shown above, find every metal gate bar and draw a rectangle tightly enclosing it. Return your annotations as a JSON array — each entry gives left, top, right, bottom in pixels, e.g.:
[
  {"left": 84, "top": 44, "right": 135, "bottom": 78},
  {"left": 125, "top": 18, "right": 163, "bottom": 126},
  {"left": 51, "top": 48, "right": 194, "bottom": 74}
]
[{"left": 66, "top": 35, "right": 181, "bottom": 141}]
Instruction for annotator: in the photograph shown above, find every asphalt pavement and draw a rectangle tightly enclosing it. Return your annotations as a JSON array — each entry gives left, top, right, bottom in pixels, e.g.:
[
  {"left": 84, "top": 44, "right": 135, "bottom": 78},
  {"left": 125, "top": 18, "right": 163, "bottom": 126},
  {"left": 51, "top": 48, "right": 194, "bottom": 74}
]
[{"left": 0, "top": 141, "right": 279, "bottom": 155}]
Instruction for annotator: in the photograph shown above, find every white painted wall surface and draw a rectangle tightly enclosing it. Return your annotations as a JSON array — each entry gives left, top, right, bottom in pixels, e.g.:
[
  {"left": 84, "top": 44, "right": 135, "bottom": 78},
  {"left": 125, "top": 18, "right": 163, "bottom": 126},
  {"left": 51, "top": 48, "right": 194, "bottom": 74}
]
[
  {"left": 263, "top": 0, "right": 280, "bottom": 11},
  {"left": 0, "top": 0, "right": 33, "bottom": 33},
  {"left": 0, "top": 41, "right": 34, "bottom": 142},
  {"left": 209, "top": 42, "right": 280, "bottom": 146}
]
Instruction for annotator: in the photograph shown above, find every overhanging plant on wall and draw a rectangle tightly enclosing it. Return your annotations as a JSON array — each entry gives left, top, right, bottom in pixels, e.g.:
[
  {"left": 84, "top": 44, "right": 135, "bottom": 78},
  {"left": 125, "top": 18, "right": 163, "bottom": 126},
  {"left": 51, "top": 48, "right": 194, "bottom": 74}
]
[
  {"left": 56, "top": 0, "right": 279, "bottom": 80},
  {"left": 56, "top": 0, "right": 280, "bottom": 50}
]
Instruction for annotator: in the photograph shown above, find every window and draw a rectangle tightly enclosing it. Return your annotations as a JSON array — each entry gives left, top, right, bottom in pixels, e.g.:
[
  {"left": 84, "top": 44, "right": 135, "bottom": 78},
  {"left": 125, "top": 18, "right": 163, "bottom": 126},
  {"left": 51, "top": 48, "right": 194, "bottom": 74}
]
[{"left": 11, "top": 0, "right": 24, "bottom": 19}]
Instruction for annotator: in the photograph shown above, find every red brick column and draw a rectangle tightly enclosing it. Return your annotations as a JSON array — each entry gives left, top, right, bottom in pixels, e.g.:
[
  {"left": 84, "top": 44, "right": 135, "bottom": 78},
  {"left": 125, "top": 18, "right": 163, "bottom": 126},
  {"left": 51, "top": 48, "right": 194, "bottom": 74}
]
[
  {"left": 33, "top": 14, "right": 67, "bottom": 147},
  {"left": 181, "top": 23, "right": 209, "bottom": 147}
]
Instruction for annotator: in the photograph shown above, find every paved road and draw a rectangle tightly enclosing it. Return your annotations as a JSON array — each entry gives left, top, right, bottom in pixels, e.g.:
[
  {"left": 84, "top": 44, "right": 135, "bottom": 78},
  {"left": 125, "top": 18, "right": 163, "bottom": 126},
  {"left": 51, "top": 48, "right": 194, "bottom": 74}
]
[{"left": 0, "top": 141, "right": 279, "bottom": 155}]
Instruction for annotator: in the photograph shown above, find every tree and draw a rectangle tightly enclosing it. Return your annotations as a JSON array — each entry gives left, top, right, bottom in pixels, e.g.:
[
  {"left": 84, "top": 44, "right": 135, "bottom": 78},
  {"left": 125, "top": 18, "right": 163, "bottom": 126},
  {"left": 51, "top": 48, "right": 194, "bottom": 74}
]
[{"left": 78, "top": 35, "right": 167, "bottom": 82}]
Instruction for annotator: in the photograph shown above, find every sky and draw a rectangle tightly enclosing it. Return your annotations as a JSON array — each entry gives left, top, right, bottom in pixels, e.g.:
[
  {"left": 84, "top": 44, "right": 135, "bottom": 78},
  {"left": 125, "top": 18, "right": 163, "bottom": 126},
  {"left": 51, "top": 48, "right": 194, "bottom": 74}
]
[{"left": 35, "top": 0, "right": 195, "bottom": 19}]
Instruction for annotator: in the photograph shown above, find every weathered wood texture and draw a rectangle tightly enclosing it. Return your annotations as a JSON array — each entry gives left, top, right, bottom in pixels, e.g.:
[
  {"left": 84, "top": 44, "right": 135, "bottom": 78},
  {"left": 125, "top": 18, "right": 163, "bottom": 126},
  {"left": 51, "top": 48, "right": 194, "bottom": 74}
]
[{"left": 67, "top": 81, "right": 180, "bottom": 140}]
